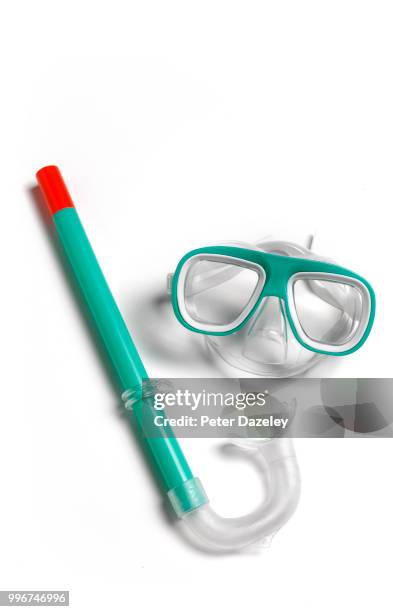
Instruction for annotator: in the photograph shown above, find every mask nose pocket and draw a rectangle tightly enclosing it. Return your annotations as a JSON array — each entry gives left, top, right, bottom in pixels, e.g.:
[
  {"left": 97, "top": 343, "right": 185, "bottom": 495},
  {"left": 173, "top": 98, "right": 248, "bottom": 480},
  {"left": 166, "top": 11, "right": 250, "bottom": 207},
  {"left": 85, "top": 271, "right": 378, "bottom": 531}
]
[{"left": 242, "top": 297, "right": 289, "bottom": 365}]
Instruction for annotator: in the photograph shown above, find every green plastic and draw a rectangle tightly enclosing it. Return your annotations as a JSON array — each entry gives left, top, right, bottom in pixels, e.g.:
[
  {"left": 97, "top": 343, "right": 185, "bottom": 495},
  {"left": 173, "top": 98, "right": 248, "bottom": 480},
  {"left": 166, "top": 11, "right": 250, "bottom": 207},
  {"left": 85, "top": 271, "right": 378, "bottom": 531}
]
[
  {"left": 172, "top": 246, "right": 376, "bottom": 356},
  {"left": 53, "top": 208, "right": 207, "bottom": 512}
]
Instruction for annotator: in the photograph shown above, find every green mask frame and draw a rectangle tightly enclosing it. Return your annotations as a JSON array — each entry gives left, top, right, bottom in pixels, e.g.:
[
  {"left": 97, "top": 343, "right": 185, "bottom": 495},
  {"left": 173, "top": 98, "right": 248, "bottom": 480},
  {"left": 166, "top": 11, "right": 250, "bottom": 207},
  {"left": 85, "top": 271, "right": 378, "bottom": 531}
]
[{"left": 172, "top": 246, "right": 376, "bottom": 356}]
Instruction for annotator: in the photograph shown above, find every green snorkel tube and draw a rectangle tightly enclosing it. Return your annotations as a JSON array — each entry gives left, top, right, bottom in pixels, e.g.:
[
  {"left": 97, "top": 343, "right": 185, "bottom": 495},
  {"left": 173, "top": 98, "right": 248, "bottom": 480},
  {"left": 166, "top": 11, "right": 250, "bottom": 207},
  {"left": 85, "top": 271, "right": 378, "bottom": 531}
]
[
  {"left": 36, "top": 165, "right": 207, "bottom": 517},
  {"left": 36, "top": 166, "right": 300, "bottom": 552}
]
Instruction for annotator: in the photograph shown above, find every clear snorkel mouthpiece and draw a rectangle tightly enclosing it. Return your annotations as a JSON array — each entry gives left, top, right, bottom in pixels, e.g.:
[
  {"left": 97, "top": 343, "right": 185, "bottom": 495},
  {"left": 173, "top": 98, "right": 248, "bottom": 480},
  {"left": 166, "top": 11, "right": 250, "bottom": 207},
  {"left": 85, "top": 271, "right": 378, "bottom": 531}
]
[{"left": 174, "top": 437, "right": 300, "bottom": 552}]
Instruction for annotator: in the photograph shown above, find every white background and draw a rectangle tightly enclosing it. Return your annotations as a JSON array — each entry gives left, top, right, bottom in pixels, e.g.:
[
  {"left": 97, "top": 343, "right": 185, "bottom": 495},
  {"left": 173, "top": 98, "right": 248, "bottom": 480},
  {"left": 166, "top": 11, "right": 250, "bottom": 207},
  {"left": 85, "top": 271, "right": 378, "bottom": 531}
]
[{"left": 2, "top": 1, "right": 393, "bottom": 610}]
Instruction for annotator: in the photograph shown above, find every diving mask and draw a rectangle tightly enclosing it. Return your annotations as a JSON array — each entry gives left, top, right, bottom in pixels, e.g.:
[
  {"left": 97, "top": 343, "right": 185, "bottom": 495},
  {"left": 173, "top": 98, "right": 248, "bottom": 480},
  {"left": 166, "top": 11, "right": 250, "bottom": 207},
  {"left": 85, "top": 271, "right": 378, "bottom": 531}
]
[{"left": 168, "top": 238, "right": 376, "bottom": 377}]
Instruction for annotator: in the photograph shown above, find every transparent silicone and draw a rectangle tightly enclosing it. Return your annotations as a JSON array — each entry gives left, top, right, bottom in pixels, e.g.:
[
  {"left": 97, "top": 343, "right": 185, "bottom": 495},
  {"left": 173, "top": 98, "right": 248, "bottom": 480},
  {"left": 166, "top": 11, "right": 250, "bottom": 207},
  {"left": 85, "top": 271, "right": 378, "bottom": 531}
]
[{"left": 177, "top": 438, "right": 301, "bottom": 552}]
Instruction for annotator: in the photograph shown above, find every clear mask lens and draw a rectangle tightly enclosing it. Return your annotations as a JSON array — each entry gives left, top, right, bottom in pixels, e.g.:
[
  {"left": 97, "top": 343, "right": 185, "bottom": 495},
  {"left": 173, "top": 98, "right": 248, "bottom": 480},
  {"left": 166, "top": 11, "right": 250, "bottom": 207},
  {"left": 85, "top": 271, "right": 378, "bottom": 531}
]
[
  {"left": 292, "top": 278, "right": 365, "bottom": 346},
  {"left": 183, "top": 258, "right": 262, "bottom": 328}
]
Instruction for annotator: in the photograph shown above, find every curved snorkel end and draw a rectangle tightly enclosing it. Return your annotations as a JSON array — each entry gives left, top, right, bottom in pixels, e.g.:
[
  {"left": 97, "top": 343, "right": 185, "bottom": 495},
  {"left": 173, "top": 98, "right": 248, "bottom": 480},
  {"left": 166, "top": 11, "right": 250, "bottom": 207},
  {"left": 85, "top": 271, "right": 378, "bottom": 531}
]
[{"left": 171, "top": 438, "right": 301, "bottom": 552}]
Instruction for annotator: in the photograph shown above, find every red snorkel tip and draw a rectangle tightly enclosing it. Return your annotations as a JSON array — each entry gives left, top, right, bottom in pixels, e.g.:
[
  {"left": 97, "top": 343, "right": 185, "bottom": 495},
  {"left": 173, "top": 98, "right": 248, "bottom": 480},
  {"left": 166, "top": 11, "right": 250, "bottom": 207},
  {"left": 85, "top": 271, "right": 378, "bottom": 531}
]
[{"left": 36, "top": 166, "right": 75, "bottom": 216}]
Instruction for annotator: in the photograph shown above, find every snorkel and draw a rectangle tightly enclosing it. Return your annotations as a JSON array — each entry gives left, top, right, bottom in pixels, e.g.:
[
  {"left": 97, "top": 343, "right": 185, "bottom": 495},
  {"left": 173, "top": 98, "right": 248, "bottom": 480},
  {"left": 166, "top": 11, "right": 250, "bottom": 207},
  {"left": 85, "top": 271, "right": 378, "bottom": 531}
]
[{"left": 36, "top": 166, "right": 300, "bottom": 552}]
